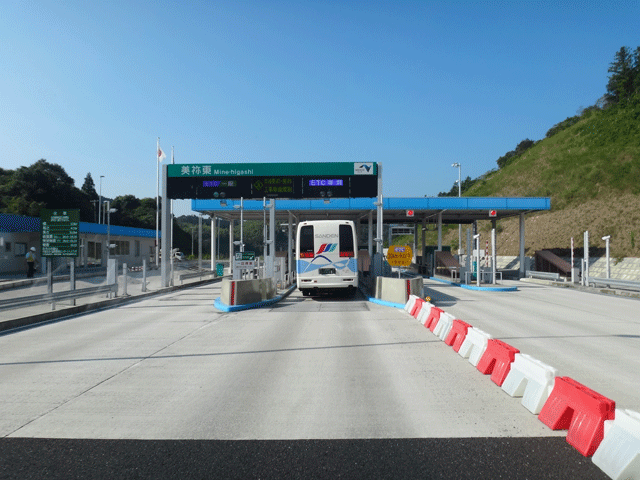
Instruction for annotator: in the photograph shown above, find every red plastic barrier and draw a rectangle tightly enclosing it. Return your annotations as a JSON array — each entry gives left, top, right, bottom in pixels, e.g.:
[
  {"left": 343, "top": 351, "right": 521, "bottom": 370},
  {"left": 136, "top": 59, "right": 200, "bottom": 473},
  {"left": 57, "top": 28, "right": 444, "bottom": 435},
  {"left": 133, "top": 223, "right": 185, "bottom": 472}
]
[
  {"left": 476, "top": 339, "right": 520, "bottom": 386},
  {"left": 444, "top": 319, "right": 472, "bottom": 351},
  {"left": 425, "top": 307, "right": 444, "bottom": 331},
  {"left": 538, "top": 376, "right": 615, "bottom": 457},
  {"left": 410, "top": 298, "right": 425, "bottom": 318}
]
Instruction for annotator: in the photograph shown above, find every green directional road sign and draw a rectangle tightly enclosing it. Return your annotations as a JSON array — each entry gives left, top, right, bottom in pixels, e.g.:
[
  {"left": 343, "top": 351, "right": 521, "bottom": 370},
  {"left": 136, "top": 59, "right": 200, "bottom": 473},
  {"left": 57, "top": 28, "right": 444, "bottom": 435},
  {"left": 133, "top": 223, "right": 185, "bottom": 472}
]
[
  {"left": 40, "top": 209, "right": 80, "bottom": 257},
  {"left": 235, "top": 251, "right": 256, "bottom": 261}
]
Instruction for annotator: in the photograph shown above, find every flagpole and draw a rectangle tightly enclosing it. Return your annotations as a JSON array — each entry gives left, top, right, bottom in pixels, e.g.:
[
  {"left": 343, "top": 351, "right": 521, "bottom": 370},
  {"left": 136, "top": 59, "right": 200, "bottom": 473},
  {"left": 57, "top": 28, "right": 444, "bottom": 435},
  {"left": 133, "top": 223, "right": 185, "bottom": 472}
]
[
  {"left": 156, "top": 137, "right": 160, "bottom": 265},
  {"left": 170, "top": 146, "right": 175, "bottom": 285}
]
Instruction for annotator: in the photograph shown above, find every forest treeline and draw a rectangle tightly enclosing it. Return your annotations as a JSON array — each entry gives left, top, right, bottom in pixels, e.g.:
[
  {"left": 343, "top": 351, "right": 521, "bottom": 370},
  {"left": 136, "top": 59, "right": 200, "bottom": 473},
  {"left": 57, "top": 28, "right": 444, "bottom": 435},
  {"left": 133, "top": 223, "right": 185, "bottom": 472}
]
[{"left": 438, "top": 45, "right": 640, "bottom": 197}]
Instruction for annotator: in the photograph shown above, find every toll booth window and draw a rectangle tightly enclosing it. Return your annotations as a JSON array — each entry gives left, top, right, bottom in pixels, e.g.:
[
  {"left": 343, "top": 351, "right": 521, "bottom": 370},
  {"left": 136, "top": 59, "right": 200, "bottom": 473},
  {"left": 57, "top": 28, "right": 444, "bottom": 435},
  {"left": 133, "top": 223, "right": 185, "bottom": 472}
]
[
  {"left": 299, "top": 226, "right": 314, "bottom": 258},
  {"left": 339, "top": 224, "right": 354, "bottom": 257}
]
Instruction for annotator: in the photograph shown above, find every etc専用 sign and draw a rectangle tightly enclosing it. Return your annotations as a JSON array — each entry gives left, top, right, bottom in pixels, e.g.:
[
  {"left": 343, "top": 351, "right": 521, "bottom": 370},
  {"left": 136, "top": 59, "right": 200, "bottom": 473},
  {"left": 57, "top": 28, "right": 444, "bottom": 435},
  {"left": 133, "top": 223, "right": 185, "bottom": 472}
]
[{"left": 387, "top": 245, "right": 413, "bottom": 267}]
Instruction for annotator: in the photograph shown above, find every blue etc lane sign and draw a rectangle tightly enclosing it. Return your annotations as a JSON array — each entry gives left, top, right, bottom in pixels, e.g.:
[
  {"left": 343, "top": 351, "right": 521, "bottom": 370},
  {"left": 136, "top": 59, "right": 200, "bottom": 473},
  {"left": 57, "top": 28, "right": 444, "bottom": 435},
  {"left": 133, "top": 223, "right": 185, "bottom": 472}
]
[{"left": 166, "top": 162, "right": 378, "bottom": 200}]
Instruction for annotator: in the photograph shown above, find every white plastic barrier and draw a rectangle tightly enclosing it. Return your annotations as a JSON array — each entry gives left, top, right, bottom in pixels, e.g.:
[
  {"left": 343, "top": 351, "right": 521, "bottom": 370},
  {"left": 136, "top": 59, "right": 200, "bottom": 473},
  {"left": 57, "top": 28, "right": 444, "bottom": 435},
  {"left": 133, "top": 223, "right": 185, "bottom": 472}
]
[
  {"left": 501, "top": 353, "right": 558, "bottom": 414},
  {"left": 434, "top": 312, "right": 455, "bottom": 341},
  {"left": 458, "top": 327, "right": 493, "bottom": 366},
  {"left": 592, "top": 409, "right": 640, "bottom": 480},
  {"left": 404, "top": 295, "right": 419, "bottom": 313},
  {"left": 416, "top": 302, "right": 433, "bottom": 325}
]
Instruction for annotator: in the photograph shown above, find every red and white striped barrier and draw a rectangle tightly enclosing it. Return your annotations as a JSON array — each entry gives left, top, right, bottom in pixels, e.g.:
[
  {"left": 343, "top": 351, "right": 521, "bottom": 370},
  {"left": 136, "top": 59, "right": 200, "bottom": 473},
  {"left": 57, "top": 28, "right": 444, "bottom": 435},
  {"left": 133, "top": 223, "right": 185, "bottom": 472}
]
[
  {"left": 501, "top": 353, "right": 558, "bottom": 414},
  {"left": 592, "top": 408, "right": 640, "bottom": 479},
  {"left": 476, "top": 339, "right": 520, "bottom": 387},
  {"left": 416, "top": 302, "right": 433, "bottom": 325},
  {"left": 397, "top": 295, "right": 639, "bottom": 474},
  {"left": 444, "top": 319, "right": 472, "bottom": 352},
  {"left": 404, "top": 295, "right": 419, "bottom": 313},
  {"left": 538, "top": 376, "right": 615, "bottom": 456},
  {"left": 434, "top": 312, "right": 455, "bottom": 341},
  {"left": 459, "top": 327, "right": 493, "bottom": 366}
]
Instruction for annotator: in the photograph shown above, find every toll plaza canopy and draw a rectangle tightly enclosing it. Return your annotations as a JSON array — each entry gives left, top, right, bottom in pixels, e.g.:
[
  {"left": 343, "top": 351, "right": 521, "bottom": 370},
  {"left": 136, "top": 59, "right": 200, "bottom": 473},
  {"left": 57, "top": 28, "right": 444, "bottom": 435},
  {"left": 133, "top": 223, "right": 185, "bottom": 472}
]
[
  {"left": 189, "top": 196, "right": 550, "bottom": 280},
  {"left": 191, "top": 196, "right": 550, "bottom": 224}
]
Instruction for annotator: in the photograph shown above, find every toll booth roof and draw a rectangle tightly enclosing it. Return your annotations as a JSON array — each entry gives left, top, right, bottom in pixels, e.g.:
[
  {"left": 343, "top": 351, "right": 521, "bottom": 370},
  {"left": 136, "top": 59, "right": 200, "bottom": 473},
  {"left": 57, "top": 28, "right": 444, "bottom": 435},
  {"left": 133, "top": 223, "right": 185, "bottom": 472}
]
[{"left": 191, "top": 197, "right": 550, "bottom": 224}]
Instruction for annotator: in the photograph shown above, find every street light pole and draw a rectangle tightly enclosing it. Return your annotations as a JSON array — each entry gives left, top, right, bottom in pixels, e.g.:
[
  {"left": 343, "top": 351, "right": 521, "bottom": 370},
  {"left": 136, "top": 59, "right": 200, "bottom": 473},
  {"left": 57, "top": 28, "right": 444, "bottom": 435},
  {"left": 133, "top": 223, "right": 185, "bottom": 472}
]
[
  {"left": 452, "top": 163, "right": 461, "bottom": 256},
  {"left": 99, "top": 175, "right": 104, "bottom": 224}
]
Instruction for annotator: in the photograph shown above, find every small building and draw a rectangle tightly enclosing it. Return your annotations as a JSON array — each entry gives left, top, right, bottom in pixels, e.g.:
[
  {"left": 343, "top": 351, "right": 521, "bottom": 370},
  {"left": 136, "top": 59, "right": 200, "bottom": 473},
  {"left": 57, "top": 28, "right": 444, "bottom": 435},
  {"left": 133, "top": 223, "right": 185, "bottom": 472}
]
[{"left": 1, "top": 213, "right": 160, "bottom": 275}]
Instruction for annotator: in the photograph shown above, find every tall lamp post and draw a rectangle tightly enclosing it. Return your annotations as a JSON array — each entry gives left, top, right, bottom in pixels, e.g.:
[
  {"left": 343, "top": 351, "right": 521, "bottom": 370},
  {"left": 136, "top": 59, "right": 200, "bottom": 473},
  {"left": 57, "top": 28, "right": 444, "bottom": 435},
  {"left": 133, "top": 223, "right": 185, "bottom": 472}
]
[
  {"left": 451, "top": 163, "right": 461, "bottom": 256},
  {"left": 98, "top": 175, "right": 105, "bottom": 224}
]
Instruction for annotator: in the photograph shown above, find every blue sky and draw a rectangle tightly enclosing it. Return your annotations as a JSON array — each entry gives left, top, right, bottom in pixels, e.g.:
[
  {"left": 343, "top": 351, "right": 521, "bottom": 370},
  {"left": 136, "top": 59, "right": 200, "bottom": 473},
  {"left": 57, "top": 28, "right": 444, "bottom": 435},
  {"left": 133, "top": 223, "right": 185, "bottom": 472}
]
[{"left": 2, "top": 0, "right": 638, "bottom": 216}]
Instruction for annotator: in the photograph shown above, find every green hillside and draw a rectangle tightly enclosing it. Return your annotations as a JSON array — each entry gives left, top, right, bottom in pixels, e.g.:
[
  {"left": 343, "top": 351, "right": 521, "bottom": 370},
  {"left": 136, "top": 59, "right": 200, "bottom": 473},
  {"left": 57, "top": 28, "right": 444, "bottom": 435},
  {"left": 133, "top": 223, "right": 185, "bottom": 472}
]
[
  {"left": 441, "top": 98, "right": 640, "bottom": 258},
  {"left": 468, "top": 99, "right": 640, "bottom": 207}
]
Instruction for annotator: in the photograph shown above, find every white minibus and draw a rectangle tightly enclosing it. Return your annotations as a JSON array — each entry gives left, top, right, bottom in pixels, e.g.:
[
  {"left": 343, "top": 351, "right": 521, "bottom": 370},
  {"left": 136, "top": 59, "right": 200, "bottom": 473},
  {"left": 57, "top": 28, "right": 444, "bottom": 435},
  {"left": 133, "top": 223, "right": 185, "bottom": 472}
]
[{"left": 296, "top": 220, "right": 358, "bottom": 296}]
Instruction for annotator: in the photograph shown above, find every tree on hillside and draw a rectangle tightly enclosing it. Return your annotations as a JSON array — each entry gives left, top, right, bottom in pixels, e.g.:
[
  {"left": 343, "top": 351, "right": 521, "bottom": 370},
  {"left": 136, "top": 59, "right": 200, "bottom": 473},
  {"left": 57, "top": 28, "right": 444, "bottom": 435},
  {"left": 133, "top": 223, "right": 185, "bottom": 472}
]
[
  {"left": 495, "top": 138, "right": 536, "bottom": 169},
  {"left": 81, "top": 173, "right": 98, "bottom": 200},
  {"left": 515, "top": 139, "right": 535, "bottom": 154},
  {"left": 606, "top": 46, "right": 636, "bottom": 104}
]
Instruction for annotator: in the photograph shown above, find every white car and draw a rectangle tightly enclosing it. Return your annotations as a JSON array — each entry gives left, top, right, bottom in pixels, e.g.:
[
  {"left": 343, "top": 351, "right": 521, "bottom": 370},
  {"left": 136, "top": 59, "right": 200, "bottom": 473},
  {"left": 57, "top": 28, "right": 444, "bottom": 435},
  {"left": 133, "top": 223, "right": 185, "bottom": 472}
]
[{"left": 174, "top": 252, "right": 186, "bottom": 261}]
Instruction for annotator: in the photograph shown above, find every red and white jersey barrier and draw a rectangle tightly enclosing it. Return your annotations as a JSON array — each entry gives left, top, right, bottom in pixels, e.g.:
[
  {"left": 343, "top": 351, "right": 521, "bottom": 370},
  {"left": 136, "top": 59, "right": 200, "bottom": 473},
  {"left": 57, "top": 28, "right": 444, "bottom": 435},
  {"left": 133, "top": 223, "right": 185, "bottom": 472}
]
[{"left": 401, "top": 296, "right": 639, "bottom": 479}]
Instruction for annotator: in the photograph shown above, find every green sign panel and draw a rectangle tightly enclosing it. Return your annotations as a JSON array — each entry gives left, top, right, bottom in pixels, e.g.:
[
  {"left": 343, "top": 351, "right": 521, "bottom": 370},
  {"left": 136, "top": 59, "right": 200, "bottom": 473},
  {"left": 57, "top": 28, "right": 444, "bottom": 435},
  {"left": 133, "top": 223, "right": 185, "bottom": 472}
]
[
  {"left": 167, "top": 162, "right": 377, "bottom": 178},
  {"left": 166, "top": 162, "right": 379, "bottom": 200},
  {"left": 235, "top": 251, "right": 256, "bottom": 261},
  {"left": 40, "top": 209, "right": 80, "bottom": 257}
]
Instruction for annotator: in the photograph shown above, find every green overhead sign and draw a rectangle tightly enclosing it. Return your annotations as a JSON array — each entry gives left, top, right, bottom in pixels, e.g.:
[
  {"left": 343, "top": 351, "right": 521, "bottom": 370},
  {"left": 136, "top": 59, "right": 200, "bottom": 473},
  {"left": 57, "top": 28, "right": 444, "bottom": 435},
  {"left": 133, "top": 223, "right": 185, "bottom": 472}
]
[
  {"left": 167, "top": 162, "right": 377, "bottom": 177},
  {"left": 166, "top": 162, "right": 379, "bottom": 200}
]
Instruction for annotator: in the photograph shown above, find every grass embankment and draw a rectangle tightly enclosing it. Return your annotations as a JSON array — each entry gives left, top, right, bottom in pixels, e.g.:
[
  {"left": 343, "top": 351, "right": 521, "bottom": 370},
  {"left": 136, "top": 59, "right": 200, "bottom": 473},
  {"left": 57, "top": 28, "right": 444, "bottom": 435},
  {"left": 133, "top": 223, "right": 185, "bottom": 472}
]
[{"left": 392, "top": 100, "right": 640, "bottom": 258}]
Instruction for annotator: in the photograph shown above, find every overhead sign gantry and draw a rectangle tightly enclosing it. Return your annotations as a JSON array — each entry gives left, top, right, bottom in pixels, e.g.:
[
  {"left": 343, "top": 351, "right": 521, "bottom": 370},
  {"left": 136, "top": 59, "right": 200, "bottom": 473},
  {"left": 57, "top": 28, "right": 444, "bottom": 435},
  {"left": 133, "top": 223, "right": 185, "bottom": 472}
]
[
  {"left": 161, "top": 161, "right": 381, "bottom": 287},
  {"left": 166, "top": 162, "right": 379, "bottom": 200}
]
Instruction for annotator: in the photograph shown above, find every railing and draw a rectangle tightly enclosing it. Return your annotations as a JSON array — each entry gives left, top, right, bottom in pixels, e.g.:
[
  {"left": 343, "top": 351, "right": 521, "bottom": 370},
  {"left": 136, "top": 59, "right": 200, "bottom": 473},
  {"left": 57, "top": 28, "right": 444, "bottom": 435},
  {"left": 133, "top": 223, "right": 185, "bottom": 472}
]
[
  {"left": 178, "top": 269, "right": 218, "bottom": 284},
  {"left": 464, "top": 269, "right": 503, "bottom": 285},
  {"left": 0, "top": 283, "right": 118, "bottom": 312},
  {"left": 588, "top": 277, "right": 640, "bottom": 291},
  {"left": 526, "top": 271, "right": 561, "bottom": 281}
]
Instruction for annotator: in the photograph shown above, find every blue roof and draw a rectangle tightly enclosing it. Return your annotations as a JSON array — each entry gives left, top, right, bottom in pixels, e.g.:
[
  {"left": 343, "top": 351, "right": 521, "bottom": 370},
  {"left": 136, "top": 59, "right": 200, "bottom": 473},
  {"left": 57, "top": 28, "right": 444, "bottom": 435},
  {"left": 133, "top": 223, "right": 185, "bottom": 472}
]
[
  {"left": 79, "top": 222, "right": 160, "bottom": 238},
  {"left": 0, "top": 213, "right": 41, "bottom": 232},
  {"left": 1, "top": 213, "right": 159, "bottom": 238},
  {"left": 192, "top": 197, "right": 550, "bottom": 211},
  {"left": 191, "top": 197, "right": 550, "bottom": 223}
]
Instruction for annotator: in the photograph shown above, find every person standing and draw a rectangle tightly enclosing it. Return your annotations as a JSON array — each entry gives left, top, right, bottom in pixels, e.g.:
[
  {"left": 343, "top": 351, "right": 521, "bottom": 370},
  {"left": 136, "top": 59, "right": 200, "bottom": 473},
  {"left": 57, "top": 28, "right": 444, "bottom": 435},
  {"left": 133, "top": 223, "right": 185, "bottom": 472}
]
[{"left": 26, "top": 246, "right": 37, "bottom": 278}]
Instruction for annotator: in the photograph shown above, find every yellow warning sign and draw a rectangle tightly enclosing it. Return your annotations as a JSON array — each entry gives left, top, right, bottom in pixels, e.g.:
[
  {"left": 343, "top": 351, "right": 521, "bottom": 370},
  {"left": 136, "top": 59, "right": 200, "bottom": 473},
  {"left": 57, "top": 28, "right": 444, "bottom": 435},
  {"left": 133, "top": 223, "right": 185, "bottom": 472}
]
[{"left": 387, "top": 245, "right": 413, "bottom": 267}]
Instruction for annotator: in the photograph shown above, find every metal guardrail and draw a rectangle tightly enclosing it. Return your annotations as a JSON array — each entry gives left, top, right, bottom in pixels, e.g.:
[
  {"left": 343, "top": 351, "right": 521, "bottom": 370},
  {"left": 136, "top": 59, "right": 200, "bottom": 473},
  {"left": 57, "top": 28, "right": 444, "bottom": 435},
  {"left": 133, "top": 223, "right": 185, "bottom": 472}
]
[
  {"left": 0, "top": 283, "right": 118, "bottom": 312},
  {"left": 526, "top": 271, "right": 561, "bottom": 281},
  {"left": 588, "top": 277, "right": 640, "bottom": 291},
  {"left": 178, "top": 269, "right": 218, "bottom": 284}
]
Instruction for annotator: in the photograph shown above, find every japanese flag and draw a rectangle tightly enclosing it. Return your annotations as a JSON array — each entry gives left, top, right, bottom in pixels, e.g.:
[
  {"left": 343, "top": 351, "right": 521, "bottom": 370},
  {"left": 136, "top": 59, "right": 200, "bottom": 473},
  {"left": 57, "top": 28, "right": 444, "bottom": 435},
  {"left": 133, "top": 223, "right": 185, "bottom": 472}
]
[{"left": 158, "top": 147, "right": 166, "bottom": 162}]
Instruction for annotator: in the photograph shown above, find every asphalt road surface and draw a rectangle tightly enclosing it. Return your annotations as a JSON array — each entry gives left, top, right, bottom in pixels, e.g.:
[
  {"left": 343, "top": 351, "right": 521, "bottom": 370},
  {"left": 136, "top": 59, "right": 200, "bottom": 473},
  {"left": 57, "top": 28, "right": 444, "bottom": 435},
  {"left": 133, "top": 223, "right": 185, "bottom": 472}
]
[{"left": 0, "top": 282, "right": 615, "bottom": 479}]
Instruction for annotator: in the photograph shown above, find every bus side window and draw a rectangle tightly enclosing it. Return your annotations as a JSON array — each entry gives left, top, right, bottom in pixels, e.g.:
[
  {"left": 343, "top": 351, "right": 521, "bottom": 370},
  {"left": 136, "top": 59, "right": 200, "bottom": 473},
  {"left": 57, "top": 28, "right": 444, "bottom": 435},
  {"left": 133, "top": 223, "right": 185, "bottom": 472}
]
[{"left": 339, "top": 224, "right": 354, "bottom": 257}]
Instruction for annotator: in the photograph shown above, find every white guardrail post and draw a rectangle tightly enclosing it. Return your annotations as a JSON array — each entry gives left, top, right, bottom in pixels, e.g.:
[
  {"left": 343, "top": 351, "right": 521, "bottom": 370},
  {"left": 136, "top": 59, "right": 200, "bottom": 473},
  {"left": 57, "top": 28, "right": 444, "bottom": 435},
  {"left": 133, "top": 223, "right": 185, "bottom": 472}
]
[
  {"left": 142, "top": 259, "right": 147, "bottom": 292},
  {"left": 123, "top": 262, "right": 128, "bottom": 296}
]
